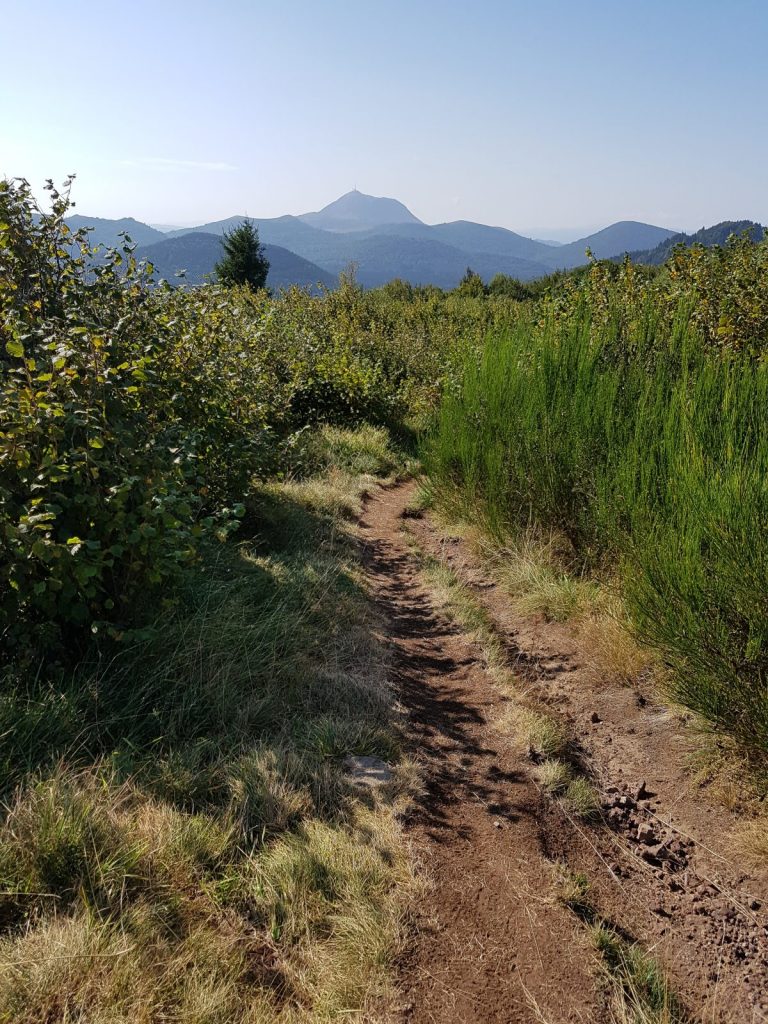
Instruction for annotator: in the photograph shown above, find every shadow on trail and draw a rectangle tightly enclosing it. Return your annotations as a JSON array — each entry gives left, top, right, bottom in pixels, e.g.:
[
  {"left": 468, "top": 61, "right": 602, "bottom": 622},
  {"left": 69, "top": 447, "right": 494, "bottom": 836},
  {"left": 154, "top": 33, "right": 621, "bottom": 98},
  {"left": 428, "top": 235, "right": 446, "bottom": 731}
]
[{"left": 361, "top": 526, "right": 531, "bottom": 844}]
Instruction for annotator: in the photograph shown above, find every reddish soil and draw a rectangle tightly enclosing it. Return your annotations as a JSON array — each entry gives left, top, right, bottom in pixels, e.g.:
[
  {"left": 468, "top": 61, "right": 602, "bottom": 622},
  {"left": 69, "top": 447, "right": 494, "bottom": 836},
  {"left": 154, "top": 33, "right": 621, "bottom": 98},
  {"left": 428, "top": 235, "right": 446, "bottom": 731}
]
[
  {"left": 361, "top": 482, "right": 604, "bottom": 1023},
  {"left": 360, "top": 480, "right": 768, "bottom": 1024}
]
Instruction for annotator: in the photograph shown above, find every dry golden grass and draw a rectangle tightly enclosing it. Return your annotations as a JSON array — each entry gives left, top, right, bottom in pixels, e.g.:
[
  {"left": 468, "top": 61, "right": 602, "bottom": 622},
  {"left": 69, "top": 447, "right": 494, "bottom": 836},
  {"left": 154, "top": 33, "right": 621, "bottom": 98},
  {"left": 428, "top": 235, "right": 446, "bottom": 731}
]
[
  {"left": 277, "top": 469, "right": 375, "bottom": 522},
  {"left": 534, "top": 760, "right": 600, "bottom": 818},
  {"left": 511, "top": 708, "right": 568, "bottom": 760},
  {"left": 417, "top": 553, "right": 512, "bottom": 688},
  {"left": 536, "top": 758, "right": 572, "bottom": 794},
  {"left": 428, "top": 510, "right": 656, "bottom": 688},
  {"left": 563, "top": 776, "right": 601, "bottom": 819},
  {"left": 576, "top": 593, "right": 656, "bottom": 685},
  {"left": 0, "top": 430, "right": 417, "bottom": 1024},
  {"left": 493, "top": 532, "right": 599, "bottom": 622},
  {"left": 731, "top": 818, "right": 768, "bottom": 867},
  {"left": 409, "top": 539, "right": 609, "bottom": 830},
  {"left": 0, "top": 789, "right": 416, "bottom": 1023},
  {"left": 492, "top": 534, "right": 655, "bottom": 685},
  {"left": 552, "top": 863, "right": 593, "bottom": 915},
  {"left": 685, "top": 732, "right": 768, "bottom": 856}
]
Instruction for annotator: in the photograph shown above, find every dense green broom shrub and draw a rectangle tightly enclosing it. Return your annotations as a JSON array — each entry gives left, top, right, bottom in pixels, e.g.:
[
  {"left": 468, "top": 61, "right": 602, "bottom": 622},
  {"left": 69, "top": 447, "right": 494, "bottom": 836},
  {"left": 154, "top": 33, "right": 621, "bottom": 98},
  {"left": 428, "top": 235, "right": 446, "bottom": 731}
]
[{"left": 427, "top": 243, "right": 768, "bottom": 757}]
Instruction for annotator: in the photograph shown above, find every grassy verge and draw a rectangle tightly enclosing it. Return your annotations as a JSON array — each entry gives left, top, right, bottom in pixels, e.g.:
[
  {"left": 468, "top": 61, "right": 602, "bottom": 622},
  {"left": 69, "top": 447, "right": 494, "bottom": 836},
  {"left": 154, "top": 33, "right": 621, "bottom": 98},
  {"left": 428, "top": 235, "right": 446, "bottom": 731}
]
[
  {"left": 421, "top": 492, "right": 768, "bottom": 867},
  {"left": 592, "top": 924, "right": 689, "bottom": 1024},
  {"left": 0, "top": 426, "right": 415, "bottom": 1023},
  {"left": 415, "top": 482, "right": 654, "bottom": 689},
  {"left": 552, "top": 868, "right": 688, "bottom": 1024}
]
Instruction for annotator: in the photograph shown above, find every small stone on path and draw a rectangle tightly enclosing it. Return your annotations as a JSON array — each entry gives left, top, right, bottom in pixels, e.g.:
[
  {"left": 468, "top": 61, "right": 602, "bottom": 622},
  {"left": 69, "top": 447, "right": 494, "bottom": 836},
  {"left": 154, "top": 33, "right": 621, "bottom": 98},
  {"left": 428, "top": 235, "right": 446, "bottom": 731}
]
[
  {"left": 637, "top": 822, "right": 657, "bottom": 845},
  {"left": 343, "top": 755, "right": 393, "bottom": 787}
]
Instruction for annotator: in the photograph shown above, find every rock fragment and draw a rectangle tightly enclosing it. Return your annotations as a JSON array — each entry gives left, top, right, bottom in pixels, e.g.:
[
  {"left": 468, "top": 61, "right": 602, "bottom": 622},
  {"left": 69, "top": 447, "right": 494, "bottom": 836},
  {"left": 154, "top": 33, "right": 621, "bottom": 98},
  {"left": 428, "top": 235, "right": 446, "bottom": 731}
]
[
  {"left": 637, "top": 823, "right": 657, "bottom": 845},
  {"left": 343, "top": 755, "right": 394, "bottom": 788}
]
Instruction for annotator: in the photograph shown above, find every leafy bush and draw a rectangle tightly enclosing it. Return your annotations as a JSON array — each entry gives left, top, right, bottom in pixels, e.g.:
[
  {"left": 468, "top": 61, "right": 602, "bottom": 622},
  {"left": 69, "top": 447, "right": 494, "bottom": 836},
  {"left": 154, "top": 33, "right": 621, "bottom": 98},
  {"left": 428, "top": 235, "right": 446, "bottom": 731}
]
[
  {"left": 1, "top": 179, "right": 229, "bottom": 656},
  {"left": 0, "top": 437, "right": 409, "bottom": 1022}
]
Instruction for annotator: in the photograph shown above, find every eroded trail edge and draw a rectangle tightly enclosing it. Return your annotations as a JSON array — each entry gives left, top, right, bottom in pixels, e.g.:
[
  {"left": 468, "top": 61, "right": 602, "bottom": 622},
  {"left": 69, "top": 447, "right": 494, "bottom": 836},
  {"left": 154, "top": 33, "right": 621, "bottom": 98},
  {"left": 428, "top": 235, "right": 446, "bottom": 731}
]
[{"left": 361, "top": 481, "right": 602, "bottom": 1024}]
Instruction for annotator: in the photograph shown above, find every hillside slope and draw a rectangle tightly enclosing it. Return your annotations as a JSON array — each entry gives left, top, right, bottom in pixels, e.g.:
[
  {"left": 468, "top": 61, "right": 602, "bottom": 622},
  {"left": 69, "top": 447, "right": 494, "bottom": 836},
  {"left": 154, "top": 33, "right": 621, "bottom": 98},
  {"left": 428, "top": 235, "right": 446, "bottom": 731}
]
[
  {"left": 355, "top": 219, "right": 556, "bottom": 262},
  {"left": 135, "top": 232, "right": 336, "bottom": 289},
  {"left": 150, "top": 219, "right": 553, "bottom": 286},
  {"left": 541, "top": 220, "right": 677, "bottom": 267},
  {"left": 297, "top": 233, "right": 551, "bottom": 287},
  {"left": 65, "top": 214, "right": 166, "bottom": 249},
  {"left": 629, "top": 219, "right": 765, "bottom": 264}
]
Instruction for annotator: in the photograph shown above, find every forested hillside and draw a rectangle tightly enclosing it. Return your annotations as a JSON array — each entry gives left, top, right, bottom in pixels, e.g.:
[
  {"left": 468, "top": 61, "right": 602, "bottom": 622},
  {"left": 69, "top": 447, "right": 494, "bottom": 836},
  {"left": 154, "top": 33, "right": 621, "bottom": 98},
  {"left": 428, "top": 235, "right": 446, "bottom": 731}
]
[
  {"left": 629, "top": 219, "right": 766, "bottom": 264},
  {"left": 134, "top": 232, "right": 336, "bottom": 289}
]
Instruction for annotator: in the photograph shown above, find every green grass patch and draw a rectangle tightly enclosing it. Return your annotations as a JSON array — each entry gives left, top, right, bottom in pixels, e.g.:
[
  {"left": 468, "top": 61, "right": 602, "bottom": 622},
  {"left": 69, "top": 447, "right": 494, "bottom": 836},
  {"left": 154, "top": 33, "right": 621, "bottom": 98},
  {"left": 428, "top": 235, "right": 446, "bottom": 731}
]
[{"left": 591, "top": 924, "right": 690, "bottom": 1023}]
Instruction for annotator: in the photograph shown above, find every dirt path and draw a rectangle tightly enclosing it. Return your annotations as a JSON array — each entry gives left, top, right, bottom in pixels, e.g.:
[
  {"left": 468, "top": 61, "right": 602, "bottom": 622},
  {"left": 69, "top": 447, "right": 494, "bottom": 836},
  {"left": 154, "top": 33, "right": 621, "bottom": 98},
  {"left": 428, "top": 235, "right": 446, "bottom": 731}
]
[
  {"left": 360, "top": 481, "right": 768, "bottom": 1024},
  {"left": 361, "top": 482, "right": 603, "bottom": 1023}
]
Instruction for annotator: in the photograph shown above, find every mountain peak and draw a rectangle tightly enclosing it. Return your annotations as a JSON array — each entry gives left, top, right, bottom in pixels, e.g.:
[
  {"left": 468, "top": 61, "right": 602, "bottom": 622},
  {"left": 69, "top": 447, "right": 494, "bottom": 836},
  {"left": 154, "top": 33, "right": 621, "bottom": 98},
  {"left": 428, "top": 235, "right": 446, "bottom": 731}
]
[{"left": 299, "top": 190, "right": 422, "bottom": 233}]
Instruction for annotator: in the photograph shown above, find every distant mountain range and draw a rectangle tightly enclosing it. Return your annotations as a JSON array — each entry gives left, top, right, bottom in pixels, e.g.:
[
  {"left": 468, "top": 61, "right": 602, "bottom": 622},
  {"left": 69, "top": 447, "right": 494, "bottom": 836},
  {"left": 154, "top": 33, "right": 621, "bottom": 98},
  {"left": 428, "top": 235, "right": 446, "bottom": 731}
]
[{"left": 64, "top": 191, "right": 759, "bottom": 290}]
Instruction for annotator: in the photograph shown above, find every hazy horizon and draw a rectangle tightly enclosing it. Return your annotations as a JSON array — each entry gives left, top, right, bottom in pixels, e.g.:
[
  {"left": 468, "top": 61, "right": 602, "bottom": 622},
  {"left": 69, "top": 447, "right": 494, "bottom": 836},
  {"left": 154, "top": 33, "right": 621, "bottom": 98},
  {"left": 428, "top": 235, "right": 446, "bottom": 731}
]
[
  {"left": 4, "top": 0, "right": 767, "bottom": 236},
  {"left": 81, "top": 197, "right": 673, "bottom": 245}
]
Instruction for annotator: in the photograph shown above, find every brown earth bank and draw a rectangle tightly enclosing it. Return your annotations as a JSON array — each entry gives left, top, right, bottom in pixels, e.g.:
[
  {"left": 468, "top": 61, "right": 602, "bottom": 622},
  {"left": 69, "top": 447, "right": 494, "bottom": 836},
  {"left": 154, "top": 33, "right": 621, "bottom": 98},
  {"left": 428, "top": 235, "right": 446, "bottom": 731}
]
[{"left": 360, "top": 480, "right": 768, "bottom": 1024}]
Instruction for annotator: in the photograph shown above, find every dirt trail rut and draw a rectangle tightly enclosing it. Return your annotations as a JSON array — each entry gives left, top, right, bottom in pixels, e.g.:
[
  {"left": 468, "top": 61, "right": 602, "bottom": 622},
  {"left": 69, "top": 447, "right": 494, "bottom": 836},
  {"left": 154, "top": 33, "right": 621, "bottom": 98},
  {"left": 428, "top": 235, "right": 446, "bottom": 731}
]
[
  {"left": 361, "top": 481, "right": 768, "bottom": 1024},
  {"left": 361, "top": 482, "right": 602, "bottom": 1024}
]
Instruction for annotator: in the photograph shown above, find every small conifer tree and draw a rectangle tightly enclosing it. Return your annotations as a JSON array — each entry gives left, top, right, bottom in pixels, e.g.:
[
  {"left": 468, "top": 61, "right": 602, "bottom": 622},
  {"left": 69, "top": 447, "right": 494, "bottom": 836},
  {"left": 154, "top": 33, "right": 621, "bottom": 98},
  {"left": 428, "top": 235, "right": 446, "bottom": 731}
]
[
  {"left": 215, "top": 218, "right": 270, "bottom": 290},
  {"left": 456, "top": 266, "right": 486, "bottom": 297}
]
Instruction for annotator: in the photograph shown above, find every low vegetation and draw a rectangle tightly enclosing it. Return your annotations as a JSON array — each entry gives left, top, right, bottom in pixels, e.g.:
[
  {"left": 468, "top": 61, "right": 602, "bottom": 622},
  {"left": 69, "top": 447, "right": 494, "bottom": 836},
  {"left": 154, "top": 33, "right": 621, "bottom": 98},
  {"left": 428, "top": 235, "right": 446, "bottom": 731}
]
[
  {"left": 592, "top": 923, "right": 688, "bottom": 1024},
  {"left": 552, "top": 868, "right": 687, "bottom": 1023},
  {"left": 0, "top": 179, "right": 430, "bottom": 1020},
  {"left": 0, "top": 177, "right": 533, "bottom": 663}
]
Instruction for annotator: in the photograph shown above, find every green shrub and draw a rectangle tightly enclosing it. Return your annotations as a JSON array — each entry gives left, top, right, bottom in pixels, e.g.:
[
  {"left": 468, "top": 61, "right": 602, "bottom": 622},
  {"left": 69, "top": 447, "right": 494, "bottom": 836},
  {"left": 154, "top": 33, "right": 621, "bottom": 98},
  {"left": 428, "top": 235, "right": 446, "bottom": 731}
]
[
  {"left": 0, "top": 180, "right": 263, "bottom": 657},
  {"left": 427, "top": 239, "right": 768, "bottom": 759}
]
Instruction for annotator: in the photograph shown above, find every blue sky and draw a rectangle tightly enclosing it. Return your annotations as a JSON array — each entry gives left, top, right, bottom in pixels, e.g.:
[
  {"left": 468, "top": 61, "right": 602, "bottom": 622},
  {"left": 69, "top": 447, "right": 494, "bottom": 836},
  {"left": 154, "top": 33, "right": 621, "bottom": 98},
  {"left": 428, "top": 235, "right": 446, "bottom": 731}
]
[{"left": 3, "top": 0, "right": 767, "bottom": 238}]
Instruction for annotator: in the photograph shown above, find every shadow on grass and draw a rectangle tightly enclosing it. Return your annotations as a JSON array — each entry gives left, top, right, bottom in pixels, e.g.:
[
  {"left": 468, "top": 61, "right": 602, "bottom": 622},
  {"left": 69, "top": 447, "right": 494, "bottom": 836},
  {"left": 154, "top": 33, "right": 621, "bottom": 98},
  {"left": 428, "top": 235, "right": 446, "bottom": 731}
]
[{"left": 0, "top": 482, "right": 392, "bottom": 811}]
